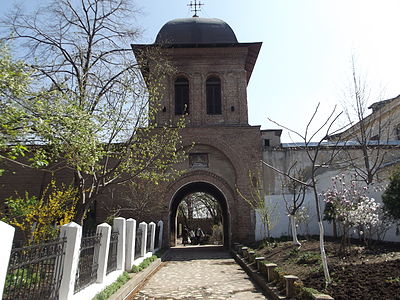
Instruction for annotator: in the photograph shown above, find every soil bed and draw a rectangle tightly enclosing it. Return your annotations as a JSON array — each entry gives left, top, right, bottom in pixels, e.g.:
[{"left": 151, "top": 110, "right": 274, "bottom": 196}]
[{"left": 254, "top": 237, "right": 400, "bottom": 300}]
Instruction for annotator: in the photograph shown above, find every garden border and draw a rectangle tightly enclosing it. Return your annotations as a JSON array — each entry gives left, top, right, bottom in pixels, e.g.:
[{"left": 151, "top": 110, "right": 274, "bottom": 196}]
[
  {"left": 231, "top": 245, "right": 334, "bottom": 300},
  {"left": 107, "top": 252, "right": 167, "bottom": 300},
  {"left": 231, "top": 249, "right": 285, "bottom": 300}
]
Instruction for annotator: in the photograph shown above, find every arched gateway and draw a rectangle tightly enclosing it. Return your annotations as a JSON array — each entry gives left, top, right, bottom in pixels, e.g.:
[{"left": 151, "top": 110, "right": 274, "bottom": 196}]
[
  {"left": 132, "top": 14, "right": 263, "bottom": 248},
  {"left": 168, "top": 180, "right": 231, "bottom": 247}
]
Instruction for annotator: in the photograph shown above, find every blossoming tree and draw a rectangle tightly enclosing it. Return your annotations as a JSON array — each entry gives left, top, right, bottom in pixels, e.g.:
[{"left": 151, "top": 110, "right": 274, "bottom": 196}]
[{"left": 323, "top": 174, "right": 381, "bottom": 252}]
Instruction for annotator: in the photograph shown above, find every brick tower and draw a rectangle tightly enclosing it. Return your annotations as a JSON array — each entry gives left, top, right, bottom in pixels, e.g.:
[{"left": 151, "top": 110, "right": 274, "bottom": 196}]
[{"left": 132, "top": 14, "right": 263, "bottom": 247}]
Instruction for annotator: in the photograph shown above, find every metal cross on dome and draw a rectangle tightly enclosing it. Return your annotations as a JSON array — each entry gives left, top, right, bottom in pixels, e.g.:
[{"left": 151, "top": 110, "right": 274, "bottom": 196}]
[{"left": 187, "top": 0, "right": 204, "bottom": 17}]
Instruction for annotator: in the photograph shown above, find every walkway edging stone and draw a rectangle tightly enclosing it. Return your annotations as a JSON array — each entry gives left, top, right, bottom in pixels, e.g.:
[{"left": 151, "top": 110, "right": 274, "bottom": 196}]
[
  {"left": 107, "top": 252, "right": 167, "bottom": 300},
  {"left": 232, "top": 248, "right": 335, "bottom": 300},
  {"left": 231, "top": 250, "right": 285, "bottom": 300}
]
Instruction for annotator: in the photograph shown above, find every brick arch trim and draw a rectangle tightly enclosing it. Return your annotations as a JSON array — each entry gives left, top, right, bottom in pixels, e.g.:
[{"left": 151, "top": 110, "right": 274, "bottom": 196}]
[
  {"left": 166, "top": 170, "right": 235, "bottom": 247},
  {"left": 166, "top": 169, "right": 235, "bottom": 207}
]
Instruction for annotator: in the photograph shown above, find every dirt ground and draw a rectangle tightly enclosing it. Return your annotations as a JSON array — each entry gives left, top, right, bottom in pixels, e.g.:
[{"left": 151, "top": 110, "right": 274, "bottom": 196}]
[{"left": 254, "top": 237, "right": 400, "bottom": 300}]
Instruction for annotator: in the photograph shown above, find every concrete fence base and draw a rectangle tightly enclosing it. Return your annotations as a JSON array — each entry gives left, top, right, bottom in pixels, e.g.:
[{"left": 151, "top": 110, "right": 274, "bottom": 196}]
[{"left": 0, "top": 218, "right": 163, "bottom": 300}]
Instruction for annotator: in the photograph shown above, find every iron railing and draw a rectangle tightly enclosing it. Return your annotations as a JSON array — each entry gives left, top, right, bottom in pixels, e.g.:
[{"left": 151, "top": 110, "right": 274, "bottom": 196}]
[
  {"left": 154, "top": 224, "right": 160, "bottom": 249},
  {"left": 3, "top": 237, "right": 66, "bottom": 300},
  {"left": 106, "top": 231, "right": 118, "bottom": 275},
  {"left": 74, "top": 232, "right": 101, "bottom": 294},
  {"left": 146, "top": 228, "right": 151, "bottom": 252},
  {"left": 134, "top": 227, "right": 142, "bottom": 260}
]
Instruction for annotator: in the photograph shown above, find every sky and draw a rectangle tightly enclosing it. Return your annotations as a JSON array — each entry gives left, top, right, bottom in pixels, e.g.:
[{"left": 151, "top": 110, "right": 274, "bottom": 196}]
[{"left": 1, "top": 0, "right": 400, "bottom": 142}]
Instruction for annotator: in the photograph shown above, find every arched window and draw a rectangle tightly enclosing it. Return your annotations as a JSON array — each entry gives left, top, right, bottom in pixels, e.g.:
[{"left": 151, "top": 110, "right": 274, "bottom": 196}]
[
  {"left": 206, "top": 76, "right": 221, "bottom": 115},
  {"left": 175, "top": 77, "right": 189, "bottom": 115}
]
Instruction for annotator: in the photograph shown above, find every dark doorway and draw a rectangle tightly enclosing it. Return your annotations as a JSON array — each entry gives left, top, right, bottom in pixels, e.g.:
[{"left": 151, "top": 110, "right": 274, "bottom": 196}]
[
  {"left": 169, "top": 182, "right": 230, "bottom": 248},
  {"left": 177, "top": 192, "right": 223, "bottom": 246}
]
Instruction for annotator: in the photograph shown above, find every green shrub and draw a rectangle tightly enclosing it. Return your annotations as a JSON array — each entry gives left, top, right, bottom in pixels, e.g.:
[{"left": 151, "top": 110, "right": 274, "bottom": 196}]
[
  {"left": 383, "top": 168, "right": 400, "bottom": 222},
  {"left": 130, "top": 265, "right": 140, "bottom": 273},
  {"left": 295, "top": 286, "right": 321, "bottom": 300},
  {"left": 92, "top": 272, "right": 130, "bottom": 300},
  {"left": 295, "top": 252, "right": 320, "bottom": 265},
  {"left": 289, "top": 247, "right": 300, "bottom": 257},
  {"left": 129, "top": 255, "right": 158, "bottom": 273}
]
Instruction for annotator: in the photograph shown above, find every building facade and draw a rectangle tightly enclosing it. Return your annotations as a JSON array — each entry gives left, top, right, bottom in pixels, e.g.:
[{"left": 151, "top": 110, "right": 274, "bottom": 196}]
[{"left": 132, "top": 16, "right": 263, "bottom": 246}]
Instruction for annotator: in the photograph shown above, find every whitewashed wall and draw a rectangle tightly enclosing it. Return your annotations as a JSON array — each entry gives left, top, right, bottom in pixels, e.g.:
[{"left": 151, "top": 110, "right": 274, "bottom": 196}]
[{"left": 257, "top": 148, "right": 400, "bottom": 242}]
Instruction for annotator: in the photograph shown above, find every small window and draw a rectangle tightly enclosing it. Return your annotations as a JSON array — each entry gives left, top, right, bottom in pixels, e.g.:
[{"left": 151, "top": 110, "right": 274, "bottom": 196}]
[
  {"left": 264, "top": 139, "right": 270, "bottom": 147},
  {"left": 175, "top": 77, "right": 189, "bottom": 115},
  {"left": 206, "top": 76, "right": 221, "bottom": 115}
]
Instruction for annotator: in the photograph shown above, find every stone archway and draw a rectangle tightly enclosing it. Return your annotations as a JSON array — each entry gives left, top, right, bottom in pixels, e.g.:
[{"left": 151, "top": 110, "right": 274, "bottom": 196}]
[{"left": 168, "top": 180, "right": 231, "bottom": 248}]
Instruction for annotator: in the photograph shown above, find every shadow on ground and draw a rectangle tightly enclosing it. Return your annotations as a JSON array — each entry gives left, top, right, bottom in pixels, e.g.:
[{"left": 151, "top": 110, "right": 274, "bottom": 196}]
[{"left": 163, "top": 245, "right": 232, "bottom": 261}]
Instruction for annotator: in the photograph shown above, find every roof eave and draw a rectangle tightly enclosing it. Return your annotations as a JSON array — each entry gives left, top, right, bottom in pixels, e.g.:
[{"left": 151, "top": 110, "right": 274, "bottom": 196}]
[{"left": 131, "top": 42, "right": 262, "bottom": 84}]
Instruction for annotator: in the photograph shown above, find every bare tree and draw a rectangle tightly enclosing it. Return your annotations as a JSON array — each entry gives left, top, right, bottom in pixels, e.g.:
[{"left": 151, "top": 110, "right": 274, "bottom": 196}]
[
  {"left": 238, "top": 171, "right": 279, "bottom": 239},
  {"left": 105, "top": 178, "right": 165, "bottom": 222},
  {"left": 332, "top": 56, "right": 394, "bottom": 185},
  {"left": 281, "top": 163, "right": 307, "bottom": 246},
  {"left": 265, "top": 103, "right": 345, "bottom": 285},
  {"left": 178, "top": 192, "right": 222, "bottom": 229},
  {"left": 1, "top": 0, "right": 186, "bottom": 225}
]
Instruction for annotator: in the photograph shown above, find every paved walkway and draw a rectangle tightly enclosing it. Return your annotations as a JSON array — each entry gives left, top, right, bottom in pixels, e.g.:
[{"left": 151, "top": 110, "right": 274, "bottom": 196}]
[{"left": 130, "top": 245, "right": 269, "bottom": 300}]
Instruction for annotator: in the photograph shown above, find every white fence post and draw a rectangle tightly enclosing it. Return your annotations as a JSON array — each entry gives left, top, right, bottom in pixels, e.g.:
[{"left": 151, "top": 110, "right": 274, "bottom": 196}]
[
  {"left": 125, "top": 218, "right": 137, "bottom": 271},
  {"left": 139, "top": 222, "right": 148, "bottom": 257},
  {"left": 0, "top": 221, "right": 15, "bottom": 299},
  {"left": 149, "top": 222, "right": 156, "bottom": 252},
  {"left": 96, "top": 223, "right": 111, "bottom": 283},
  {"left": 113, "top": 217, "right": 126, "bottom": 270},
  {"left": 157, "top": 220, "right": 164, "bottom": 250},
  {"left": 59, "top": 222, "right": 82, "bottom": 300}
]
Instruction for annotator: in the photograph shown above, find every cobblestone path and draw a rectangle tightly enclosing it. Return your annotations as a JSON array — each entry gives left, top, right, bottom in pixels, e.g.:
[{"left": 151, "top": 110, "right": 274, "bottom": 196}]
[{"left": 130, "top": 246, "right": 269, "bottom": 300}]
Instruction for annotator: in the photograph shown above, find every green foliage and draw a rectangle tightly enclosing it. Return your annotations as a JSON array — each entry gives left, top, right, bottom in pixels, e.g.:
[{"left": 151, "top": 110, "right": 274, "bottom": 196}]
[
  {"left": 273, "top": 267, "right": 286, "bottom": 290},
  {"left": 5, "top": 267, "right": 40, "bottom": 289},
  {"left": 289, "top": 247, "right": 300, "bottom": 257},
  {"left": 92, "top": 272, "right": 130, "bottom": 300},
  {"left": 0, "top": 43, "right": 31, "bottom": 171},
  {"left": 1, "top": 1, "right": 188, "bottom": 224},
  {"left": 1, "top": 192, "right": 38, "bottom": 218},
  {"left": 237, "top": 171, "right": 279, "bottom": 238},
  {"left": 257, "top": 239, "right": 271, "bottom": 250},
  {"left": 0, "top": 43, "right": 98, "bottom": 172},
  {"left": 295, "top": 252, "right": 321, "bottom": 265},
  {"left": 386, "top": 277, "right": 400, "bottom": 284},
  {"left": 129, "top": 255, "right": 158, "bottom": 273},
  {"left": 1, "top": 180, "right": 77, "bottom": 243},
  {"left": 382, "top": 168, "right": 400, "bottom": 221},
  {"left": 295, "top": 286, "right": 321, "bottom": 300}
]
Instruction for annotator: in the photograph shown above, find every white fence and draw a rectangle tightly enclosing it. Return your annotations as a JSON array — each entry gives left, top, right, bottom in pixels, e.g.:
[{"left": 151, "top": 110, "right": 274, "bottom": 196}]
[{"left": 0, "top": 218, "right": 164, "bottom": 300}]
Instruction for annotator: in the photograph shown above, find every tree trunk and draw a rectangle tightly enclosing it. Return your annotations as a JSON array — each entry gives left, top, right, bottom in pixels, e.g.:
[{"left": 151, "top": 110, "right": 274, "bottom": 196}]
[
  {"left": 73, "top": 172, "right": 90, "bottom": 226},
  {"left": 74, "top": 204, "right": 86, "bottom": 226},
  {"left": 312, "top": 177, "right": 331, "bottom": 285},
  {"left": 332, "top": 219, "right": 337, "bottom": 238},
  {"left": 318, "top": 221, "right": 331, "bottom": 284},
  {"left": 290, "top": 214, "right": 301, "bottom": 246}
]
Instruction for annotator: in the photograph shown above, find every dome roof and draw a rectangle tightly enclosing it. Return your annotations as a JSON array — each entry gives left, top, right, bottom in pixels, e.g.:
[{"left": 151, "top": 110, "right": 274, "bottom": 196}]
[{"left": 155, "top": 17, "right": 238, "bottom": 45}]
